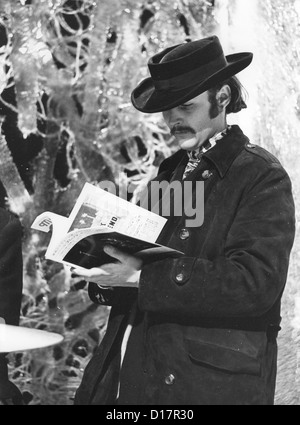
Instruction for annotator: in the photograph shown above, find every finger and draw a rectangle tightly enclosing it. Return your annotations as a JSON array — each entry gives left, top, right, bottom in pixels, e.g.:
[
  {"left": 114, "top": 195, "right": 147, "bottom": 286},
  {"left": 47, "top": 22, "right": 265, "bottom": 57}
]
[
  {"left": 70, "top": 268, "right": 86, "bottom": 278},
  {"left": 71, "top": 267, "right": 110, "bottom": 279},
  {"left": 104, "top": 245, "right": 130, "bottom": 263},
  {"left": 105, "top": 246, "right": 143, "bottom": 270}
]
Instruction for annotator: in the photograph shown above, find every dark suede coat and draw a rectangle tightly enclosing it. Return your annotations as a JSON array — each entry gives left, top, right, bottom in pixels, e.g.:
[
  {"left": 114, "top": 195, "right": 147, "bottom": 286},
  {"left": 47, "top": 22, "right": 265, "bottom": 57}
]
[
  {"left": 75, "top": 125, "right": 295, "bottom": 405},
  {"left": 0, "top": 209, "right": 23, "bottom": 402}
]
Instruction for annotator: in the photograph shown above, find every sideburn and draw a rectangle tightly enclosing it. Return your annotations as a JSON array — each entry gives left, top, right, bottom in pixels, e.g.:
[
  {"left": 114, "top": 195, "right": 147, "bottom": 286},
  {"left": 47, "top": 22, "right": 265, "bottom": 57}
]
[{"left": 208, "top": 90, "right": 222, "bottom": 119}]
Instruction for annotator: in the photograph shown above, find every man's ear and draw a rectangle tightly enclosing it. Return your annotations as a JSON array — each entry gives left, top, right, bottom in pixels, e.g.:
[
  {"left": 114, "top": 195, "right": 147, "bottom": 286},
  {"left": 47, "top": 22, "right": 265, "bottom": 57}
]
[{"left": 217, "top": 84, "right": 231, "bottom": 109}]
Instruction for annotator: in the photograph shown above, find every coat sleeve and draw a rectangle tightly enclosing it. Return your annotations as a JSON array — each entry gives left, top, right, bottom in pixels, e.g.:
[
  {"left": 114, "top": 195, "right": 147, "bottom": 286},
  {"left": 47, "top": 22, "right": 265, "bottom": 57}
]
[
  {"left": 138, "top": 163, "right": 295, "bottom": 320},
  {"left": 88, "top": 282, "right": 137, "bottom": 309},
  {"left": 0, "top": 211, "right": 23, "bottom": 403}
]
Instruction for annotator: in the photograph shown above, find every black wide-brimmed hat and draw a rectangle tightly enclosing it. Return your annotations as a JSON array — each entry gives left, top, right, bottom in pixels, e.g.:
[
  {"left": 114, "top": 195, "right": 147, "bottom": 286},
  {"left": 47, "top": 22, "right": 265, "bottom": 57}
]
[{"left": 131, "top": 35, "right": 253, "bottom": 113}]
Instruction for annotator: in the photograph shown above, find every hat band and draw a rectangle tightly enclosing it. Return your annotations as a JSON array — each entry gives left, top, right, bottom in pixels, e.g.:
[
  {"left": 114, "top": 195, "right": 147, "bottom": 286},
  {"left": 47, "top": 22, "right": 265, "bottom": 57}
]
[{"left": 153, "top": 55, "right": 228, "bottom": 92}]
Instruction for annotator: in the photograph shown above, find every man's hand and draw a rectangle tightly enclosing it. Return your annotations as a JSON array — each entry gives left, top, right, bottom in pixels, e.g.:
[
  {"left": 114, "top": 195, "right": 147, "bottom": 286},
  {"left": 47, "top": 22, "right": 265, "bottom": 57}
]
[{"left": 71, "top": 245, "right": 143, "bottom": 288}]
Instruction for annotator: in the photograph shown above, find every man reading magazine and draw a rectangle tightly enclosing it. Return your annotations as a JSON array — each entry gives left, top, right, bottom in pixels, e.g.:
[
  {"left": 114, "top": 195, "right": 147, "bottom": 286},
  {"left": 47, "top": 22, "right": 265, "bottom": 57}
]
[{"left": 72, "top": 36, "right": 295, "bottom": 405}]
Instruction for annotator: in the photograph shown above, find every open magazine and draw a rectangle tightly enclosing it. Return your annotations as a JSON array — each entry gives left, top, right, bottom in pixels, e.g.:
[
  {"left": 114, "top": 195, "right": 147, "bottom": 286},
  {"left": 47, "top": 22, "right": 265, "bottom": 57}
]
[{"left": 31, "top": 182, "right": 184, "bottom": 270}]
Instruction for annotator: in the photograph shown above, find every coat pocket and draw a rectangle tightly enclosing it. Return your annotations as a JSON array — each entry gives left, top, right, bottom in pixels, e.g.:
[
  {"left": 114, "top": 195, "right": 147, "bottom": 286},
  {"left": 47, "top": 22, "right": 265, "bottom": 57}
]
[{"left": 185, "top": 328, "right": 267, "bottom": 376}]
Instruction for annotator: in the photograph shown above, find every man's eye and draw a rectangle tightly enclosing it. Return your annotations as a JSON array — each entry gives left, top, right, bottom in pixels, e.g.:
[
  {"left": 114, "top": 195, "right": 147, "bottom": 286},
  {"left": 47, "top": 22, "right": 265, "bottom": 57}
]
[{"left": 180, "top": 104, "right": 192, "bottom": 109}]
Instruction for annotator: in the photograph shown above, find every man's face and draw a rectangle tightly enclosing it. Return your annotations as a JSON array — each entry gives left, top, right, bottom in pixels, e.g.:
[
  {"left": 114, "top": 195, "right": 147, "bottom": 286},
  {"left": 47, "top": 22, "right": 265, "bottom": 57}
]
[{"left": 162, "top": 90, "right": 224, "bottom": 151}]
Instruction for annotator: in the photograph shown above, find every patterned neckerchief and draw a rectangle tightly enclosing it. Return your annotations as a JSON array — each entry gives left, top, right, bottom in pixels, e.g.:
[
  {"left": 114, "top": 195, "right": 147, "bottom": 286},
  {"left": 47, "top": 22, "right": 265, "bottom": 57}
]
[{"left": 182, "top": 125, "right": 231, "bottom": 180}]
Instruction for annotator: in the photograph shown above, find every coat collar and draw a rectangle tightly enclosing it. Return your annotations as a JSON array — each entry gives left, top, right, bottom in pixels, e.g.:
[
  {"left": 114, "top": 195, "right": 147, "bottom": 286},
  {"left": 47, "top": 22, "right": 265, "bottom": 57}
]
[{"left": 203, "top": 125, "right": 249, "bottom": 178}]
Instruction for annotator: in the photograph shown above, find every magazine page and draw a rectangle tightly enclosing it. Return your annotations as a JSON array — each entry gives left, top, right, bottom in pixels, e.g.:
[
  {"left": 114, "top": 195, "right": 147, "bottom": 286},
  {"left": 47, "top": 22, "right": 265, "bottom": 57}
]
[
  {"left": 66, "top": 182, "right": 167, "bottom": 243},
  {"left": 31, "top": 212, "right": 70, "bottom": 257}
]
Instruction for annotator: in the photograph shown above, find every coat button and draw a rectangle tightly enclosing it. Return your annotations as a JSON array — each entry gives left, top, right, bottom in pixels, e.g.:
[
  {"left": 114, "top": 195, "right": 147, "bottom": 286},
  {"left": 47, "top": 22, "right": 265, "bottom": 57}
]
[
  {"left": 175, "top": 273, "right": 184, "bottom": 283},
  {"left": 179, "top": 228, "right": 190, "bottom": 240},
  {"left": 165, "top": 374, "right": 175, "bottom": 385},
  {"left": 202, "top": 170, "right": 213, "bottom": 180}
]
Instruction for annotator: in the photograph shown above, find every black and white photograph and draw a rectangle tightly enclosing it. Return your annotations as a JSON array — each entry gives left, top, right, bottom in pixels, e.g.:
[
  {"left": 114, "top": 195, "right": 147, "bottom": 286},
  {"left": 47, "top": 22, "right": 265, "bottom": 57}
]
[{"left": 0, "top": 0, "right": 299, "bottom": 409}]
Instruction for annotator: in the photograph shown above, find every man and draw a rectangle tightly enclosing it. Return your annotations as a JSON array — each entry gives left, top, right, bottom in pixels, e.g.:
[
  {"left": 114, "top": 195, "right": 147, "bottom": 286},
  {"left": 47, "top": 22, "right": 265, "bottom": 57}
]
[
  {"left": 74, "top": 36, "right": 295, "bottom": 405},
  {"left": 0, "top": 208, "right": 23, "bottom": 405}
]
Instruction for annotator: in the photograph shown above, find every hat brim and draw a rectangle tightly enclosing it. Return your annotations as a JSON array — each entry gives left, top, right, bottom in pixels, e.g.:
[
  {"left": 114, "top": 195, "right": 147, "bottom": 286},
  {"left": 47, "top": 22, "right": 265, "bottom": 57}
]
[{"left": 131, "top": 52, "right": 253, "bottom": 113}]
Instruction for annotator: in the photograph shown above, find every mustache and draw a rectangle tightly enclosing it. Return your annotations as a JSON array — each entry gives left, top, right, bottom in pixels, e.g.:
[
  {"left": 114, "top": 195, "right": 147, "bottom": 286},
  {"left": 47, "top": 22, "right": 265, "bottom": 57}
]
[{"left": 170, "top": 125, "right": 196, "bottom": 136}]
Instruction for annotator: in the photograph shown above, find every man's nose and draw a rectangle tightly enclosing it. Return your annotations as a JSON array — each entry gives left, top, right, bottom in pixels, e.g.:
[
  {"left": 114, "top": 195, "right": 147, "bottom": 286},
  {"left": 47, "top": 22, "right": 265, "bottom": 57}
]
[{"left": 163, "top": 107, "right": 182, "bottom": 126}]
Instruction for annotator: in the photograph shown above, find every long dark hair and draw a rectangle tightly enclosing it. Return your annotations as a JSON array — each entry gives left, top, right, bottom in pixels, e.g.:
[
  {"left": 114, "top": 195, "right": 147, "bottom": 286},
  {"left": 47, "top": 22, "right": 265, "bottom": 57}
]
[{"left": 208, "top": 76, "right": 248, "bottom": 117}]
